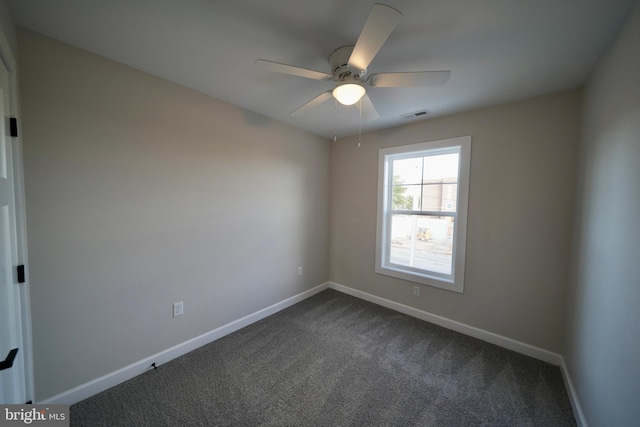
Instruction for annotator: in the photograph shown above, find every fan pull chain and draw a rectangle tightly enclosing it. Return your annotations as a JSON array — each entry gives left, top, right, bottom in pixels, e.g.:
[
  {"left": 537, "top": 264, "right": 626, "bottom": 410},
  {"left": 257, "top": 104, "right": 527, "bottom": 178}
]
[
  {"left": 333, "top": 98, "right": 338, "bottom": 142},
  {"left": 358, "top": 98, "right": 362, "bottom": 148}
]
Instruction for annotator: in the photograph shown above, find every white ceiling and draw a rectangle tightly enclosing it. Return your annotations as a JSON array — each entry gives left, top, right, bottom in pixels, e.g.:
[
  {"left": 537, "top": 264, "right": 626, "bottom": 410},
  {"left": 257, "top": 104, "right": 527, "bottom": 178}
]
[{"left": 7, "top": 0, "right": 636, "bottom": 140}]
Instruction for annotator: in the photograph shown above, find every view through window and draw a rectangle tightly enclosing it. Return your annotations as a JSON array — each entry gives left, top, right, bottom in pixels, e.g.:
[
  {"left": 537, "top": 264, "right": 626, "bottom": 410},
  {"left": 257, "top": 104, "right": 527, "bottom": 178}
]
[{"left": 390, "top": 152, "right": 459, "bottom": 275}]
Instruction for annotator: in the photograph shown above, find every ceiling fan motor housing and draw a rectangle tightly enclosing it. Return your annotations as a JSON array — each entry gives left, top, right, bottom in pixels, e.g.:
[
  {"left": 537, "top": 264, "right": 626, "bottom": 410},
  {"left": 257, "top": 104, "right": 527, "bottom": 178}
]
[{"left": 329, "top": 45, "right": 365, "bottom": 82}]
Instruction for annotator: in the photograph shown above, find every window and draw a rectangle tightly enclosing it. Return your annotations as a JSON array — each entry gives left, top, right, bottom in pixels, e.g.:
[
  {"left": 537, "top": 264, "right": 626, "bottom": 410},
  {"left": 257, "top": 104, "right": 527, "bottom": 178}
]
[{"left": 376, "top": 136, "right": 471, "bottom": 293}]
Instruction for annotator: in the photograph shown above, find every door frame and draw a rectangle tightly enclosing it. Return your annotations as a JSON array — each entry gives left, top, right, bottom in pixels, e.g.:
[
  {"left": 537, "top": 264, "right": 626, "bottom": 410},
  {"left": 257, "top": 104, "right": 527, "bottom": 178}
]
[{"left": 0, "top": 21, "right": 35, "bottom": 403}]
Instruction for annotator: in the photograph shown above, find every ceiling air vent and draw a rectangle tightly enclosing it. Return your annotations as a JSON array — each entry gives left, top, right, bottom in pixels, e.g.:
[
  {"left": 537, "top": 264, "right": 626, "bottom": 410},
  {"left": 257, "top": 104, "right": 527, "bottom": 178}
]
[{"left": 400, "top": 109, "right": 430, "bottom": 120}]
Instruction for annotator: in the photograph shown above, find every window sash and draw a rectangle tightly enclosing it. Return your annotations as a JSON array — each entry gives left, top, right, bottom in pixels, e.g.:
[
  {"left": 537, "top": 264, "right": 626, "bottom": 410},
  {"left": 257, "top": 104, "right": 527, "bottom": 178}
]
[
  {"left": 390, "top": 210, "right": 457, "bottom": 217},
  {"left": 385, "top": 213, "right": 457, "bottom": 280},
  {"left": 376, "top": 136, "right": 471, "bottom": 293}
]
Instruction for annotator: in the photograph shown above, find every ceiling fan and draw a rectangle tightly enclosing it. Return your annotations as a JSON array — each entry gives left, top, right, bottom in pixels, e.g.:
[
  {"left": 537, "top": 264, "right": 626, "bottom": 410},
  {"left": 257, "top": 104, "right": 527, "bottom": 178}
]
[{"left": 255, "top": 3, "right": 451, "bottom": 121}]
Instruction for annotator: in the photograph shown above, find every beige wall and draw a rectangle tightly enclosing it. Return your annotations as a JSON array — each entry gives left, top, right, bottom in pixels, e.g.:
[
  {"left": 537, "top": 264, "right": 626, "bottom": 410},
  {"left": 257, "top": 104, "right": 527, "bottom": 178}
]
[
  {"left": 565, "top": 1, "right": 640, "bottom": 425},
  {"left": 330, "top": 89, "right": 581, "bottom": 353},
  {"left": 18, "top": 29, "right": 330, "bottom": 401}
]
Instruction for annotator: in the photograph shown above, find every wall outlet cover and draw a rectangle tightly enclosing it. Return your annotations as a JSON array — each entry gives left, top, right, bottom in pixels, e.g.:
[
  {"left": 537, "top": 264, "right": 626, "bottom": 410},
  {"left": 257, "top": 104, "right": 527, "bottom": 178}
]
[{"left": 173, "top": 301, "right": 184, "bottom": 317}]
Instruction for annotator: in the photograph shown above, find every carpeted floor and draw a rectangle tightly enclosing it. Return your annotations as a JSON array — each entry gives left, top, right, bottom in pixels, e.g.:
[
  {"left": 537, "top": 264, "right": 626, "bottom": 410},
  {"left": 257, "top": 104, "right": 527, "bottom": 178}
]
[{"left": 71, "top": 289, "right": 576, "bottom": 426}]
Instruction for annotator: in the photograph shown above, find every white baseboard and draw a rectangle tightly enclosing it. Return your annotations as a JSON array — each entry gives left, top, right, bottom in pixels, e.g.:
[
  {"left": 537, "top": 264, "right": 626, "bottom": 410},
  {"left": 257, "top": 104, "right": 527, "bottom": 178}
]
[
  {"left": 42, "top": 279, "right": 585, "bottom": 425},
  {"left": 560, "top": 357, "right": 588, "bottom": 427},
  {"left": 328, "top": 282, "right": 562, "bottom": 366},
  {"left": 40, "top": 282, "right": 330, "bottom": 405},
  {"left": 328, "top": 283, "right": 588, "bottom": 424}
]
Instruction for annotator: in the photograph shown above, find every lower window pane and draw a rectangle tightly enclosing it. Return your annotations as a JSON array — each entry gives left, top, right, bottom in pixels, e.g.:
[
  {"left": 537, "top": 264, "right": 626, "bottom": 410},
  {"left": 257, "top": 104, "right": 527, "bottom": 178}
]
[{"left": 390, "top": 214, "right": 454, "bottom": 275}]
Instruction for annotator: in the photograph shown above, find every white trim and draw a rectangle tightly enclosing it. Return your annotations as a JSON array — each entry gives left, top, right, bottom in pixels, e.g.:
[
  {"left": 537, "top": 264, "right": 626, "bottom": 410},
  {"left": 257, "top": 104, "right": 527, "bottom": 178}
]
[
  {"left": 40, "top": 282, "right": 330, "bottom": 404},
  {"left": 0, "top": 16, "right": 35, "bottom": 403},
  {"left": 375, "top": 136, "right": 471, "bottom": 293},
  {"left": 328, "top": 282, "right": 562, "bottom": 365},
  {"left": 41, "top": 280, "right": 575, "bottom": 410},
  {"left": 560, "top": 356, "right": 588, "bottom": 427}
]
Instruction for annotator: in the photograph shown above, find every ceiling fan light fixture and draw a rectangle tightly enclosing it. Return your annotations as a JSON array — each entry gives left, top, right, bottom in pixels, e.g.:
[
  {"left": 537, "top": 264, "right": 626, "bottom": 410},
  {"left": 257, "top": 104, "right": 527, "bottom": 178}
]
[{"left": 333, "top": 82, "right": 366, "bottom": 105}]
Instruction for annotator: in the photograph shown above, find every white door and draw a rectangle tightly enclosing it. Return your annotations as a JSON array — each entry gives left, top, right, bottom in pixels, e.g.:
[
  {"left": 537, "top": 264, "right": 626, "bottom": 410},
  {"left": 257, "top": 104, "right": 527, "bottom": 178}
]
[{"left": 0, "top": 54, "right": 27, "bottom": 404}]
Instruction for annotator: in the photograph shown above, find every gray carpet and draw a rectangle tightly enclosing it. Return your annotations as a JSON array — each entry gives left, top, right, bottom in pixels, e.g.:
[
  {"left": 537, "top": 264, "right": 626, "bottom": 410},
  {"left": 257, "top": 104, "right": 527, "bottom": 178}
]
[{"left": 71, "top": 289, "right": 576, "bottom": 426}]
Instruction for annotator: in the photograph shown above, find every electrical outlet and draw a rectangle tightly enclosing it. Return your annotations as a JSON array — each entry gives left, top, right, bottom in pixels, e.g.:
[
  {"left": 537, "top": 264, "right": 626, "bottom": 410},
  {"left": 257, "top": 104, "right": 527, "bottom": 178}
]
[
  {"left": 413, "top": 286, "right": 420, "bottom": 297},
  {"left": 298, "top": 266, "right": 303, "bottom": 276},
  {"left": 173, "top": 301, "right": 184, "bottom": 317}
]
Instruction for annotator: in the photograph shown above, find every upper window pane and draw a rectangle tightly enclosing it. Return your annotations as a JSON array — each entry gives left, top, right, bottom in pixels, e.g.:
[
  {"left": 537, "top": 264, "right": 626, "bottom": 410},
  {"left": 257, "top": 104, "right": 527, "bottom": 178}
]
[
  {"left": 422, "top": 153, "right": 459, "bottom": 181},
  {"left": 392, "top": 184, "right": 421, "bottom": 210},
  {"left": 392, "top": 152, "right": 460, "bottom": 212},
  {"left": 392, "top": 157, "right": 423, "bottom": 185},
  {"left": 421, "top": 182, "right": 458, "bottom": 212}
]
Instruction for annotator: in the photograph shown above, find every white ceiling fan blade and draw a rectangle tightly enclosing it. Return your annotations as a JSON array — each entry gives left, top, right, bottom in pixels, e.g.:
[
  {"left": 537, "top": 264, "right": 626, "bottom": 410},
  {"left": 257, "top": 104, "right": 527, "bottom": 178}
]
[
  {"left": 359, "top": 94, "right": 379, "bottom": 121},
  {"left": 368, "top": 71, "right": 451, "bottom": 87},
  {"left": 348, "top": 3, "right": 402, "bottom": 72},
  {"left": 290, "top": 91, "right": 333, "bottom": 116},
  {"left": 255, "top": 59, "right": 331, "bottom": 81}
]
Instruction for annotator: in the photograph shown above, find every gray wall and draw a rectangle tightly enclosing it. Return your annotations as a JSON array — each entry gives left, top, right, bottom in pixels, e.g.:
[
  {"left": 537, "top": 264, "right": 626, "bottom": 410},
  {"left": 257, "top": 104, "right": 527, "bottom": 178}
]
[
  {"left": 0, "top": 0, "right": 16, "bottom": 54},
  {"left": 330, "top": 90, "right": 581, "bottom": 353},
  {"left": 18, "top": 29, "right": 330, "bottom": 401},
  {"left": 16, "top": 2, "right": 640, "bottom": 421},
  {"left": 565, "top": 1, "right": 640, "bottom": 425}
]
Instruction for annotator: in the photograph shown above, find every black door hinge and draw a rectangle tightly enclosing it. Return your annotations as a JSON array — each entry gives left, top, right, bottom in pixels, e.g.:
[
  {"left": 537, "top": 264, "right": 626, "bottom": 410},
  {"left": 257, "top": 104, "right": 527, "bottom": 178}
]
[
  {"left": 10, "top": 117, "right": 18, "bottom": 137},
  {"left": 0, "top": 348, "right": 18, "bottom": 371},
  {"left": 17, "top": 265, "right": 25, "bottom": 283}
]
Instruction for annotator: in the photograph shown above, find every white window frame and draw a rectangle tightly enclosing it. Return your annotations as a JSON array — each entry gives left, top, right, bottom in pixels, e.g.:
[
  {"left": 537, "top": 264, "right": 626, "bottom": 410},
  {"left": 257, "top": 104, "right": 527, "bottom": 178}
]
[{"left": 375, "top": 136, "right": 471, "bottom": 293}]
